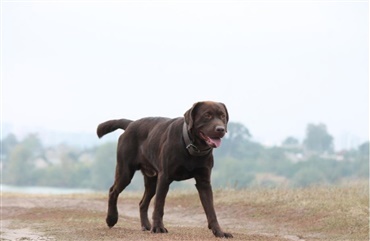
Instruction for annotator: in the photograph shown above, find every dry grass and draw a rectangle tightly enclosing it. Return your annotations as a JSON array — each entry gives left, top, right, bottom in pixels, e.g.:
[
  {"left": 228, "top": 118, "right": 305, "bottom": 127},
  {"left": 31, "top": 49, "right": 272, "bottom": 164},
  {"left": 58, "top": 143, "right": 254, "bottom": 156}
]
[
  {"left": 212, "top": 181, "right": 369, "bottom": 240},
  {"left": 2, "top": 182, "right": 369, "bottom": 241}
]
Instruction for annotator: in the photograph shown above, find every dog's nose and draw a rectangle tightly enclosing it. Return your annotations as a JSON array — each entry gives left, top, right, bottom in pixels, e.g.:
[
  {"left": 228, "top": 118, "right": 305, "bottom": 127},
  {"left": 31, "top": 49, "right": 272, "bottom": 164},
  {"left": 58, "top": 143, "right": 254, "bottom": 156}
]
[{"left": 215, "top": 126, "right": 225, "bottom": 133}]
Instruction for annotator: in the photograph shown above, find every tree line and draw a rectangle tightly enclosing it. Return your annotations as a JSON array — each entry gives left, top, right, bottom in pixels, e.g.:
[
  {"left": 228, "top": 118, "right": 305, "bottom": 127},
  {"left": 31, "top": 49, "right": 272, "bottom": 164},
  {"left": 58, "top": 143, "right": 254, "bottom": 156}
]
[{"left": 1, "top": 122, "right": 368, "bottom": 190}]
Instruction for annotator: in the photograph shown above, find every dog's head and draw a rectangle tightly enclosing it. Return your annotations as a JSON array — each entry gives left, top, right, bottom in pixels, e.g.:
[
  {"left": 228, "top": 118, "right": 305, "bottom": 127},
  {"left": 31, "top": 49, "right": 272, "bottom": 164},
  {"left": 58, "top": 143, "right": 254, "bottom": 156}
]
[{"left": 184, "top": 101, "right": 229, "bottom": 148}]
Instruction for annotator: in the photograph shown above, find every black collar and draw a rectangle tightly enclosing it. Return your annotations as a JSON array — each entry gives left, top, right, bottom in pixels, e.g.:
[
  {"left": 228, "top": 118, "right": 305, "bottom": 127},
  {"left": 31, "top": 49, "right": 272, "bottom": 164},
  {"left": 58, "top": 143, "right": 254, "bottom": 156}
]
[{"left": 182, "top": 122, "right": 212, "bottom": 156}]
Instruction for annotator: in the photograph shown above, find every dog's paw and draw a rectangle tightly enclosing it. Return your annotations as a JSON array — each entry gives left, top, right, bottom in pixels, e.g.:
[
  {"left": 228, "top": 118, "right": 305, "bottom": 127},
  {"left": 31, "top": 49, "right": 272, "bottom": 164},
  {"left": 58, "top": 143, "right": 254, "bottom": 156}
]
[
  {"left": 212, "top": 229, "right": 233, "bottom": 238},
  {"left": 141, "top": 225, "right": 151, "bottom": 231},
  {"left": 106, "top": 215, "right": 118, "bottom": 228},
  {"left": 223, "top": 232, "right": 233, "bottom": 238},
  {"left": 151, "top": 226, "right": 168, "bottom": 233},
  {"left": 141, "top": 219, "right": 151, "bottom": 231}
]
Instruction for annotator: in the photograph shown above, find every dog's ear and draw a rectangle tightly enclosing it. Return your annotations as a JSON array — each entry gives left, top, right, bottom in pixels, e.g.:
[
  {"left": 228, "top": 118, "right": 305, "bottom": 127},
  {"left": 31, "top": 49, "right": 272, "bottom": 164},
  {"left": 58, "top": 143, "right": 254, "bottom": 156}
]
[
  {"left": 219, "top": 102, "right": 229, "bottom": 132},
  {"left": 184, "top": 102, "right": 202, "bottom": 130},
  {"left": 219, "top": 102, "right": 229, "bottom": 123}
]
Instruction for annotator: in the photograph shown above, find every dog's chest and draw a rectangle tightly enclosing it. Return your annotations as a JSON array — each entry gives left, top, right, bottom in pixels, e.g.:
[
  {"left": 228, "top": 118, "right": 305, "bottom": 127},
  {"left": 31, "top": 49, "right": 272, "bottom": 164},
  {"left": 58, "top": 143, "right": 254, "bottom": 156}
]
[
  {"left": 170, "top": 158, "right": 212, "bottom": 181},
  {"left": 171, "top": 165, "right": 195, "bottom": 181}
]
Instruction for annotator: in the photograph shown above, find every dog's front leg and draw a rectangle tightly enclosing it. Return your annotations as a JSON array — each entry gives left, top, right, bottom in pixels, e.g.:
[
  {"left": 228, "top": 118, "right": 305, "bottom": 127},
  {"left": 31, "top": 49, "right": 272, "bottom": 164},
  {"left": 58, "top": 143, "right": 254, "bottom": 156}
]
[
  {"left": 151, "top": 174, "right": 171, "bottom": 233},
  {"left": 195, "top": 174, "right": 233, "bottom": 238}
]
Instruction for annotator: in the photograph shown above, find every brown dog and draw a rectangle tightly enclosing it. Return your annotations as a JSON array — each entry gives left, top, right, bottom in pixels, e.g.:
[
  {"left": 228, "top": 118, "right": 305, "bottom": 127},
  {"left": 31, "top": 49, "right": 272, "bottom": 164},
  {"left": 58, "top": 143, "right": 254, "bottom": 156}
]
[{"left": 97, "top": 101, "right": 232, "bottom": 238}]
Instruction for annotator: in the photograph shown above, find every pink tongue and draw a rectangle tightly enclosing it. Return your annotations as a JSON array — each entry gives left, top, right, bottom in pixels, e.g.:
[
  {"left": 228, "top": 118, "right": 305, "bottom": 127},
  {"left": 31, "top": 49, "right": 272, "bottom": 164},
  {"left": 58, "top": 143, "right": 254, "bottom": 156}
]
[{"left": 209, "top": 138, "right": 222, "bottom": 148}]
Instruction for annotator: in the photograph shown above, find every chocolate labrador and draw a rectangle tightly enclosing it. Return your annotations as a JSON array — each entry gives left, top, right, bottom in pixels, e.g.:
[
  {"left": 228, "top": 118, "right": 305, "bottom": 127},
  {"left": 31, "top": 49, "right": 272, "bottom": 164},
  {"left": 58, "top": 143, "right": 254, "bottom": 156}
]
[{"left": 97, "top": 101, "right": 232, "bottom": 238}]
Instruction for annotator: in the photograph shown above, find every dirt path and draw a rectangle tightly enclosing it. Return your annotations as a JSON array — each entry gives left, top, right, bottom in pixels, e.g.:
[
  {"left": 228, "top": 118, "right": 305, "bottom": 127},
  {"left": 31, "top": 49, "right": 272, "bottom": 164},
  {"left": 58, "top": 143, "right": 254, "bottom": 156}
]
[{"left": 1, "top": 190, "right": 366, "bottom": 241}]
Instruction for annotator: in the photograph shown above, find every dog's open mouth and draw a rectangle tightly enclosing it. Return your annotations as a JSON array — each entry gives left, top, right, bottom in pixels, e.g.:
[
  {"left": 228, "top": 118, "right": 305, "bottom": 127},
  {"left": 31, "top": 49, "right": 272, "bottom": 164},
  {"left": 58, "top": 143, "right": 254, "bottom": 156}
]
[{"left": 199, "top": 132, "right": 222, "bottom": 148}]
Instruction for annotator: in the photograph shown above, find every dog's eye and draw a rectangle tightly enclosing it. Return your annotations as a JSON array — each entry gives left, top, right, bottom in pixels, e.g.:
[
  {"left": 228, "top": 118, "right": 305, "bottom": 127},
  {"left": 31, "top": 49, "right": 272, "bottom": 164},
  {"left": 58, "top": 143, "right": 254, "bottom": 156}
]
[
  {"left": 220, "top": 114, "right": 226, "bottom": 119},
  {"left": 204, "top": 113, "right": 212, "bottom": 119}
]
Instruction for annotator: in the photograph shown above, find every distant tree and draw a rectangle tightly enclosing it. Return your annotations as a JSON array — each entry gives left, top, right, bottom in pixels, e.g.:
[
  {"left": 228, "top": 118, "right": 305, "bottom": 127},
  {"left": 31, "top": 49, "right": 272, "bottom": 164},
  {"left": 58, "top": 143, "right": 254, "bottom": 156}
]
[
  {"left": 303, "top": 123, "right": 333, "bottom": 154},
  {"left": 225, "top": 122, "right": 252, "bottom": 141},
  {"left": 55, "top": 145, "right": 84, "bottom": 187},
  {"left": 212, "top": 157, "right": 255, "bottom": 188},
  {"left": 90, "top": 142, "right": 117, "bottom": 190},
  {"left": 1, "top": 133, "right": 18, "bottom": 158},
  {"left": 291, "top": 166, "right": 327, "bottom": 187},
  {"left": 282, "top": 136, "right": 299, "bottom": 146},
  {"left": 262, "top": 146, "right": 292, "bottom": 175},
  {"left": 353, "top": 141, "right": 369, "bottom": 178},
  {"left": 358, "top": 141, "right": 369, "bottom": 157},
  {"left": 218, "top": 122, "right": 253, "bottom": 159},
  {"left": 22, "top": 134, "right": 43, "bottom": 153},
  {"left": 4, "top": 134, "right": 43, "bottom": 185}
]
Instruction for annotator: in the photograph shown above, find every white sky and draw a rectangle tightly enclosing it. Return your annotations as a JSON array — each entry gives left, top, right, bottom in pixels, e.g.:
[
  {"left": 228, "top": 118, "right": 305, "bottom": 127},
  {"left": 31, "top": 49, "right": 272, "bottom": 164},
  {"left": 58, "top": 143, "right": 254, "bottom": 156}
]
[{"left": 1, "top": 0, "right": 369, "bottom": 149}]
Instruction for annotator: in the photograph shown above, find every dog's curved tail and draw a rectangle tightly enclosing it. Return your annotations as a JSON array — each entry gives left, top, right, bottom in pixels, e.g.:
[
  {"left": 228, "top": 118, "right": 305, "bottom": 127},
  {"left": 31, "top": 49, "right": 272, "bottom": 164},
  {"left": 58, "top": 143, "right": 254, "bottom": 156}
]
[{"left": 97, "top": 119, "right": 133, "bottom": 138}]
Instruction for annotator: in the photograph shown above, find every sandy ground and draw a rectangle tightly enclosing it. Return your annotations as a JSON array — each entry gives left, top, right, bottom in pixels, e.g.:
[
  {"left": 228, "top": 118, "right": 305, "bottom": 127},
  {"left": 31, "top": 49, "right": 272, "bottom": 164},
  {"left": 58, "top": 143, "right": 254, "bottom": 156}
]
[{"left": 0, "top": 190, "right": 366, "bottom": 241}]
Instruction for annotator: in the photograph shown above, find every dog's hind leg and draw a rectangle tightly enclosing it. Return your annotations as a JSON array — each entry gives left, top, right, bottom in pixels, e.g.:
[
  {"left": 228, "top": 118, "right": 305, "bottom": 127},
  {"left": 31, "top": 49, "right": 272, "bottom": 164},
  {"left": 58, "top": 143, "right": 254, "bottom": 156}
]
[
  {"left": 139, "top": 175, "right": 157, "bottom": 231},
  {"left": 106, "top": 158, "right": 136, "bottom": 228}
]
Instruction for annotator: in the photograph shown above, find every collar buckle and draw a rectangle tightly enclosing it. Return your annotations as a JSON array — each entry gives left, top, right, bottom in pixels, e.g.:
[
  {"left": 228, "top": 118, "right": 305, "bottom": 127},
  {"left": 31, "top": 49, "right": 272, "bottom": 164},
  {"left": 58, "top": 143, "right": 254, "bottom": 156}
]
[{"left": 186, "top": 143, "right": 200, "bottom": 153}]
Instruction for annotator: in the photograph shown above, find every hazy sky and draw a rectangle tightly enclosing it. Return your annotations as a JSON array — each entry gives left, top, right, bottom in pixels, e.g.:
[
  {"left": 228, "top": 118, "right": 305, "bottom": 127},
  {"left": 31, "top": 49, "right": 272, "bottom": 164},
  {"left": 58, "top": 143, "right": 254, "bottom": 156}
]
[{"left": 2, "top": 0, "right": 369, "bottom": 149}]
